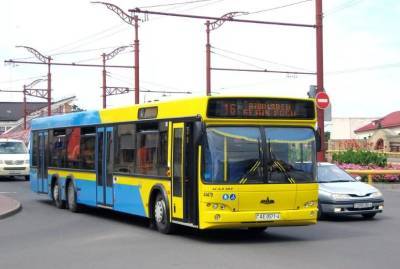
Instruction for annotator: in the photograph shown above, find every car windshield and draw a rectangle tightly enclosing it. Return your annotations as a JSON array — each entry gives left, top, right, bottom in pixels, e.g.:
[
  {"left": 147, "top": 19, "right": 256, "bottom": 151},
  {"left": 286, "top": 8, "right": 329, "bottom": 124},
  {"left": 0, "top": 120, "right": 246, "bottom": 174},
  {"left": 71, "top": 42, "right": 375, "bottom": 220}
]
[
  {"left": 203, "top": 127, "right": 316, "bottom": 184},
  {"left": 317, "top": 165, "right": 355, "bottom": 183},
  {"left": 0, "top": 141, "right": 27, "bottom": 154}
]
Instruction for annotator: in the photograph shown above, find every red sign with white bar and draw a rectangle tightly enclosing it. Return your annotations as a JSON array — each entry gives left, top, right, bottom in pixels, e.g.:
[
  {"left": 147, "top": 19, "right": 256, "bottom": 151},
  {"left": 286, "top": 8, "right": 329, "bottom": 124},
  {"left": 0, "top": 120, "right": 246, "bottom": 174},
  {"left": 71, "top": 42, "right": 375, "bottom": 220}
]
[{"left": 315, "top": 91, "right": 330, "bottom": 109}]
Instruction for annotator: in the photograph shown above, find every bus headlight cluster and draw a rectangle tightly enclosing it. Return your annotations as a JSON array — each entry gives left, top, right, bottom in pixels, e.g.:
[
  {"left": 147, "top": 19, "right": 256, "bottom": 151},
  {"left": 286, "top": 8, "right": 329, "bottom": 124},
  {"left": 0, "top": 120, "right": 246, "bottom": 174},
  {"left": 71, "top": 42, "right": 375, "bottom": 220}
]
[
  {"left": 304, "top": 200, "right": 317, "bottom": 208},
  {"left": 207, "top": 203, "right": 226, "bottom": 210}
]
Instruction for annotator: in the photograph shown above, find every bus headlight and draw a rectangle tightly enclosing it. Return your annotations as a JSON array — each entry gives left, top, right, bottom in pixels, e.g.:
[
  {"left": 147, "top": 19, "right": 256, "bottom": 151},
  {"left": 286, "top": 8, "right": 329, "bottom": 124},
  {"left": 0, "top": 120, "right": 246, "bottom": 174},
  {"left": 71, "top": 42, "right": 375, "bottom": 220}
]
[{"left": 304, "top": 200, "right": 317, "bottom": 208}]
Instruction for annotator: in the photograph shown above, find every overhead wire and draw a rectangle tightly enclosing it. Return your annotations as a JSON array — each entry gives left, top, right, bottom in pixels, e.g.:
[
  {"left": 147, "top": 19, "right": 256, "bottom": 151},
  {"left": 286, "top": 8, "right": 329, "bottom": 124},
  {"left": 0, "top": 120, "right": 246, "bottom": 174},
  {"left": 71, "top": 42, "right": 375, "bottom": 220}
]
[
  {"left": 327, "top": 62, "right": 400, "bottom": 75},
  {"left": 0, "top": 75, "right": 47, "bottom": 85},
  {"left": 211, "top": 51, "right": 268, "bottom": 70},
  {"left": 212, "top": 46, "right": 313, "bottom": 71},
  {"left": 236, "top": 0, "right": 312, "bottom": 17},
  {"left": 325, "top": 0, "right": 366, "bottom": 15},
  {"left": 139, "top": 0, "right": 216, "bottom": 9}
]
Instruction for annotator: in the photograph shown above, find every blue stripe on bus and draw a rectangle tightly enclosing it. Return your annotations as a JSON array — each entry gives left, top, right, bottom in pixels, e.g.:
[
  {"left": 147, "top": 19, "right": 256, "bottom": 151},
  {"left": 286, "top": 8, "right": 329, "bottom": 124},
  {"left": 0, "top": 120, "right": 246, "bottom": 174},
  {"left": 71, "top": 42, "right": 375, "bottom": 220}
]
[
  {"left": 75, "top": 179, "right": 97, "bottom": 207},
  {"left": 31, "top": 110, "right": 101, "bottom": 130},
  {"left": 114, "top": 184, "right": 146, "bottom": 217}
]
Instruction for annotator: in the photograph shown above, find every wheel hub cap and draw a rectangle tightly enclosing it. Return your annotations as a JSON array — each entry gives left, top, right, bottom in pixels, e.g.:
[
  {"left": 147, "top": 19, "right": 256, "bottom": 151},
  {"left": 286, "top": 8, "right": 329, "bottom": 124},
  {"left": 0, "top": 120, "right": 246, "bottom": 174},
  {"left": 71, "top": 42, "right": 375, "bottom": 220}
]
[{"left": 155, "top": 200, "right": 165, "bottom": 223}]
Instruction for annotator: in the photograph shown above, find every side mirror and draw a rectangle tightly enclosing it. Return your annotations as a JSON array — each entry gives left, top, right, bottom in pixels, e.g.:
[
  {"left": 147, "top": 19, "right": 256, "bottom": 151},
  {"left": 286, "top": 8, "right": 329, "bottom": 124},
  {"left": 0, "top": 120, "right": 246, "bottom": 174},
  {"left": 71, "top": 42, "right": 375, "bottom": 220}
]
[
  {"left": 315, "top": 129, "right": 322, "bottom": 152},
  {"left": 193, "top": 121, "right": 204, "bottom": 145},
  {"left": 355, "top": 176, "right": 362, "bottom": 181}
]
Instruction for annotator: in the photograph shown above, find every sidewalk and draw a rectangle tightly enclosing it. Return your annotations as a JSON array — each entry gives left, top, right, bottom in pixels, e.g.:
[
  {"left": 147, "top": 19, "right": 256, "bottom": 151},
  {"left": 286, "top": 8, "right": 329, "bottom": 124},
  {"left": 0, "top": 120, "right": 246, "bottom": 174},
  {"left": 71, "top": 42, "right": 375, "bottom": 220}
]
[{"left": 0, "top": 194, "right": 22, "bottom": 220}]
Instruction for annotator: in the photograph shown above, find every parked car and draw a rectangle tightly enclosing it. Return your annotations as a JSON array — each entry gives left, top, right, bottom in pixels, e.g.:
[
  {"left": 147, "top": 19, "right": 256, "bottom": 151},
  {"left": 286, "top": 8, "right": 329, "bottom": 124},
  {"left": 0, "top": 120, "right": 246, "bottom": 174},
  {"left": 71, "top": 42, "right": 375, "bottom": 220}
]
[
  {"left": 0, "top": 139, "right": 30, "bottom": 180},
  {"left": 317, "top": 162, "right": 384, "bottom": 219}
]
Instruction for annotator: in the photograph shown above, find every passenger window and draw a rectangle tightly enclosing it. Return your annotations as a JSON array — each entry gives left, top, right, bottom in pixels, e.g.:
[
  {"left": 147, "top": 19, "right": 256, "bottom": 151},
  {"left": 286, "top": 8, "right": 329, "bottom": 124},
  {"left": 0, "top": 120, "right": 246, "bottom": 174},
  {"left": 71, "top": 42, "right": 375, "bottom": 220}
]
[{"left": 114, "top": 124, "right": 136, "bottom": 174}]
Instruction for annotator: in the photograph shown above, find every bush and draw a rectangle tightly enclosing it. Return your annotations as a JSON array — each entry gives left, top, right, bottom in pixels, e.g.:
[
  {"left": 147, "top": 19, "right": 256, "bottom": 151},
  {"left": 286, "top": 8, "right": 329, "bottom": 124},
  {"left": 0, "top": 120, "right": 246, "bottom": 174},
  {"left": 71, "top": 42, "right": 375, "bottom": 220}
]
[{"left": 332, "top": 149, "right": 387, "bottom": 167}]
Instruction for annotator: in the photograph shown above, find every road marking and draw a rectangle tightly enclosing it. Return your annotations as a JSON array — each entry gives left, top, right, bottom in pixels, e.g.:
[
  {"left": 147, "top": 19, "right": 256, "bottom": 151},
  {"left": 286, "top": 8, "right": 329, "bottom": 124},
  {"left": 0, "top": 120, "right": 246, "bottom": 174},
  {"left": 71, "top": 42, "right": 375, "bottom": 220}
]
[{"left": 0, "top": 192, "right": 17, "bottom": 194}]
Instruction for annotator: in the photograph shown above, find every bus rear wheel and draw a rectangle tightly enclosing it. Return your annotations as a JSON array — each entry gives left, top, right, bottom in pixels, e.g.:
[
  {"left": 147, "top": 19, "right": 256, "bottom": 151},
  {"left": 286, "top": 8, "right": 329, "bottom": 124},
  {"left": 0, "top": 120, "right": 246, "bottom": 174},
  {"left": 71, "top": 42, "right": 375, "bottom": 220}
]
[
  {"left": 153, "top": 193, "right": 174, "bottom": 234},
  {"left": 52, "top": 179, "right": 65, "bottom": 209},
  {"left": 67, "top": 181, "right": 80, "bottom": 213}
]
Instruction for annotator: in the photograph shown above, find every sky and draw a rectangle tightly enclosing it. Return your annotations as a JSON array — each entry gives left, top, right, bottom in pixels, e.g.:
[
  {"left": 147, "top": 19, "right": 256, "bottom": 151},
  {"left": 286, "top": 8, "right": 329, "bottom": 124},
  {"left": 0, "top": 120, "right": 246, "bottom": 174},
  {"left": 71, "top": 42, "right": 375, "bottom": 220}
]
[{"left": 0, "top": 0, "right": 399, "bottom": 118}]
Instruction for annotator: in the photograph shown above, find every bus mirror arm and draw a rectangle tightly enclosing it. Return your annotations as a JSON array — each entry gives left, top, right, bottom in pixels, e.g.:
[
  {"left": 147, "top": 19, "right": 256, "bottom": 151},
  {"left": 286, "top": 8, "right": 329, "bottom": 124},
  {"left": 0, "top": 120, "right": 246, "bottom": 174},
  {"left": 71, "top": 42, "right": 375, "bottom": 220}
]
[{"left": 193, "top": 121, "right": 205, "bottom": 146}]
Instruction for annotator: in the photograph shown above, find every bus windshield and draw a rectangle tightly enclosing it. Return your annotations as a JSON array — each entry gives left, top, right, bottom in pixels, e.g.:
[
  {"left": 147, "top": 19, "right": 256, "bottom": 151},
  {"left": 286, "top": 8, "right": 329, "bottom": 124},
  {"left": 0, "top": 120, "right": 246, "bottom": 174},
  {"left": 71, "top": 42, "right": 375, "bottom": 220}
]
[{"left": 203, "top": 127, "right": 316, "bottom": 184}]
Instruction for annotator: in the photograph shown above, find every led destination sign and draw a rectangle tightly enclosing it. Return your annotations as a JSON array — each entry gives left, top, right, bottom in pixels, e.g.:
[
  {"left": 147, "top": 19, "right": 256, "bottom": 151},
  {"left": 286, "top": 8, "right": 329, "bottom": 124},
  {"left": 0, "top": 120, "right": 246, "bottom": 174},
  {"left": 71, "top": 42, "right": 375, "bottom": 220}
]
[{"left": 207, "top": 98, "right": 315, "bottom": 119}]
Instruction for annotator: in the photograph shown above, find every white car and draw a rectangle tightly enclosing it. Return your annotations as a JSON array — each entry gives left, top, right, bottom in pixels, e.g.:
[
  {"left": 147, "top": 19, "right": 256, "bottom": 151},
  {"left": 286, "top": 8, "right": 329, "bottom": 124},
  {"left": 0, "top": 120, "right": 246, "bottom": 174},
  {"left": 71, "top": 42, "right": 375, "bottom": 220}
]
[{"left": 0, "top": 139, "right": 30, "bottom": 180}]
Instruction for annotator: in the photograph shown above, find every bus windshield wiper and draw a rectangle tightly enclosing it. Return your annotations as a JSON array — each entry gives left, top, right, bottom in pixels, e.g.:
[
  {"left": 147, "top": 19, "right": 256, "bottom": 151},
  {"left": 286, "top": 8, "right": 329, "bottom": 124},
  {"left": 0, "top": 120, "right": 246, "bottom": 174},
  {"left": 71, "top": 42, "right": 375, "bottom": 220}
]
[{"left": 239, "top": 138, "right": 263, "bottom": 184}]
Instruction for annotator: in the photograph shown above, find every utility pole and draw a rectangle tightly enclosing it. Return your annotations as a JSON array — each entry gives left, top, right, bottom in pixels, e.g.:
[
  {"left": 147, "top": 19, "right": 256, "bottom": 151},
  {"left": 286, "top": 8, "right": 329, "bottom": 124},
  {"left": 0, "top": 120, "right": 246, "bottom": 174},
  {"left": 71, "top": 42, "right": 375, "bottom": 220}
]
[
  {"left": 16, "top": 46, "right": 52, "bottom": 116},
  {"left": 92, "top": 2, "right": 140, "bottom": 104},
  {"left": 205, "top": 12, "right": 248, "bottom": 96},
  {"left": 0, "top": 78, "right": 47, "bottom": 130},
  {"left": 315, "top": 0, "right": 325, "bottom": 161},
  {"left": 101, "top": 45, "right": 130, "bottom": 108}
]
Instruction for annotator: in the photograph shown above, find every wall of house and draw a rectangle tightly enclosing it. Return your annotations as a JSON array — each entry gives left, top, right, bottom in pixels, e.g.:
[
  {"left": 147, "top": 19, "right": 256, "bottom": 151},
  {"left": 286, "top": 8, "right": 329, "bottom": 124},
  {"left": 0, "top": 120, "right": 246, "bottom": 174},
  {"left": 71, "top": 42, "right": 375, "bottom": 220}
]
[{"left": 331, "top": 117, "right": 377, "bottom": 139}]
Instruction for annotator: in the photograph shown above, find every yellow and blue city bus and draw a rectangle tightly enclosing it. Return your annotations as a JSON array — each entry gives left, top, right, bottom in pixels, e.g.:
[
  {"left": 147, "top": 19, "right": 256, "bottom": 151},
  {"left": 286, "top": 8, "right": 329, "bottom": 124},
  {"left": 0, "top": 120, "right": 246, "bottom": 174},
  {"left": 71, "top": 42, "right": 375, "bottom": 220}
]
[{"left": 30, "top": 96, "right": 319, "bottom": 233}]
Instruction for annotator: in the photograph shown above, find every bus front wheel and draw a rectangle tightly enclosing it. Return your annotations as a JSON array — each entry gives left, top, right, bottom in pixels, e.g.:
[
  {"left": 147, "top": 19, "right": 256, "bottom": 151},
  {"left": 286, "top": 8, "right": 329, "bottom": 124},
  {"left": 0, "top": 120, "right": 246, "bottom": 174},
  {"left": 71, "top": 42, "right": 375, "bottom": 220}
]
[{"left": 153, "top": 193, "right": 174, "bottom": 234}]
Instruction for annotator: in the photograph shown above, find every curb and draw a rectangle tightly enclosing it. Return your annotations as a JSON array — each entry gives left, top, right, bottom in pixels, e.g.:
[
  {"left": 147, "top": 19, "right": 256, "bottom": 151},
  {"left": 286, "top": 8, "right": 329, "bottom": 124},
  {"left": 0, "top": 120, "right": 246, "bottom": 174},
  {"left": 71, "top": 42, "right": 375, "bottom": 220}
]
[{"left": 0, "top": 195, "right": 22, "bottom": 220}]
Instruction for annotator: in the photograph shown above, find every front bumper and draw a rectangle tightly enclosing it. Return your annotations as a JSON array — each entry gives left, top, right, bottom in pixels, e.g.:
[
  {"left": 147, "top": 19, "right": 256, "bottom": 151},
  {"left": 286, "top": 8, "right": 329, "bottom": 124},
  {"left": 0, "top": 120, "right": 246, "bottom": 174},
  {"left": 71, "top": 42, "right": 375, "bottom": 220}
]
[
  {"left": 200, "top": 208, "right": 318, "bottom": 229},
  {"left": 320, "top": 199, "right": 384, "bottom": 216},
  {"left": 0, "top": 165, "right": 30, "bottom": 176}
]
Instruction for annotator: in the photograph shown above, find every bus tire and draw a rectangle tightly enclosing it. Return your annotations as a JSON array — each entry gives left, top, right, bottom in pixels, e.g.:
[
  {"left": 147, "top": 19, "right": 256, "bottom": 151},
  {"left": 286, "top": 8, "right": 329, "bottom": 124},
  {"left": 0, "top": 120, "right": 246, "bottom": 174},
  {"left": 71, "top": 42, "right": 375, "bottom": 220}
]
[
  {"left": 153, "top": 193, "right": 174, "bottom": 234},
  {"left": 52, "top": 179, "right": 65, "bottom": 209},
  {"left": 67, "top": 181, "right": 80, "bottom": 213}
]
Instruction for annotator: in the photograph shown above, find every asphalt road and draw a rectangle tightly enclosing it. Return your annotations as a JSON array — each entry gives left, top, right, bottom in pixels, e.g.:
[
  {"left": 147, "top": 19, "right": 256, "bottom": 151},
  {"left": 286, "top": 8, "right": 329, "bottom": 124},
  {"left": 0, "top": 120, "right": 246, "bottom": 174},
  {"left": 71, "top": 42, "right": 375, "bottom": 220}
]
[{"left": 1, "top": 178, "right": 399, "bottom": 269}]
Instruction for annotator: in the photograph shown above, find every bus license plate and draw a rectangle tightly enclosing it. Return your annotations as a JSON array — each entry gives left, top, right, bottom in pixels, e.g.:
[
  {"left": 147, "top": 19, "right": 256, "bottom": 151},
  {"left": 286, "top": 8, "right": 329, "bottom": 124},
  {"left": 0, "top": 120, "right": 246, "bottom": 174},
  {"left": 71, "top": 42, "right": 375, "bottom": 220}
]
[
  {"left": 256, "top": 213, "right": 280, "bottom": 221},
  {"left": 354, "top": 202, "right": 373, "bottom": 209}
]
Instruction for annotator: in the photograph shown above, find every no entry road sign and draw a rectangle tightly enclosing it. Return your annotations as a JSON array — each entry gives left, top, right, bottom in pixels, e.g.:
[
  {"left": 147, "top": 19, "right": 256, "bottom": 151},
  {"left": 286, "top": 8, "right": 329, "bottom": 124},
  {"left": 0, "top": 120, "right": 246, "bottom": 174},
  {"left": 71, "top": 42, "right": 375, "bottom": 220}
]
[{"left": 315, "top": 91, "right": 330, "bottom": 109}]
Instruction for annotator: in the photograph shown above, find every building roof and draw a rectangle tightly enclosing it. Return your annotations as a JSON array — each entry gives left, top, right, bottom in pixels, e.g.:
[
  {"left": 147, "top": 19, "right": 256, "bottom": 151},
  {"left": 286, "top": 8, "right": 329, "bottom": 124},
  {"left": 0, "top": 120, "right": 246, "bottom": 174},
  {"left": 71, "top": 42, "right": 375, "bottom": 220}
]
[
  {"left": 354, "top": 111, "right": 400, "bottom": 133},
  {"left": 0, "top": 102, "right": 48, "bottom": 121}
]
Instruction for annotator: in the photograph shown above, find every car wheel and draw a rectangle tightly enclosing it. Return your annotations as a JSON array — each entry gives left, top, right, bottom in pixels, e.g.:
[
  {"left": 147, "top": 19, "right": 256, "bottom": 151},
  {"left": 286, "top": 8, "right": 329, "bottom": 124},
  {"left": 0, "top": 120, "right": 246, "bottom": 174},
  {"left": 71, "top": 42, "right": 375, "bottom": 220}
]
[
  {"left": 52, "top": 179, "right": 65, "bottom": 209},
  {"left": 362, "top": 213, "right": 376, "bottom": 219},
  {"left": 24, "top": 175, "right": 30, "bottom": 181},
  {"left": 67, "top": 181, "right": 80, "bottom": 213},
  {"left": 153, "top": 193, "right": 174, "bottom": 234}
]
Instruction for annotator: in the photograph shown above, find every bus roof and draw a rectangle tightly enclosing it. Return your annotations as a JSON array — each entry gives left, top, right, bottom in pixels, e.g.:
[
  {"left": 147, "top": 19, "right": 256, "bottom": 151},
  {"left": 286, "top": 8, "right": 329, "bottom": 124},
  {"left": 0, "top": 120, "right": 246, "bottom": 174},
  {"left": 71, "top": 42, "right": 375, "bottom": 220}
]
[{"left": 31, "top": 96, "right": 316, "bottom": 130}]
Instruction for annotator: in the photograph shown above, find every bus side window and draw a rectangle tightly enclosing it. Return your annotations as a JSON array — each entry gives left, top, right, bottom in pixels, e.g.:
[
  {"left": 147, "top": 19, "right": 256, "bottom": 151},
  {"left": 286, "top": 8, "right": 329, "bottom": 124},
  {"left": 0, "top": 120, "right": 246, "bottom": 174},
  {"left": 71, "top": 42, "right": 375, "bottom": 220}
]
[
  {"left": 31, "top": 132, "right": 39, "bottom": 167},
  {"left": 114, "top": 124, "right": 136, "bottom": 174},
  {"left": 80, "top": 127, "right": 96, "bottom": 170},
  {"left": 49, "top": 129, "right": 67, "bottom": 168},
  {"left": 66, "top": 127, "right": 81, "bottom": 168}
]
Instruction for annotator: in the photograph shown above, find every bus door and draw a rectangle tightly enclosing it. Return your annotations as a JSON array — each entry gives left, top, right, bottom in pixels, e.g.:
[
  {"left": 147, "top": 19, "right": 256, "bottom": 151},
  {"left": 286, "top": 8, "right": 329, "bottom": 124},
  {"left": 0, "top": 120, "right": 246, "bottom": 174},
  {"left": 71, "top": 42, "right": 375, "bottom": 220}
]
[
  {"left": 96, "top": 127, "right": 114, "bottom": 207},
  {"left": 171, "top": 122, "right": 198, "bottom": 225},
  {"left": 37, "top": 131, "right": 48, "bottom": 193}
]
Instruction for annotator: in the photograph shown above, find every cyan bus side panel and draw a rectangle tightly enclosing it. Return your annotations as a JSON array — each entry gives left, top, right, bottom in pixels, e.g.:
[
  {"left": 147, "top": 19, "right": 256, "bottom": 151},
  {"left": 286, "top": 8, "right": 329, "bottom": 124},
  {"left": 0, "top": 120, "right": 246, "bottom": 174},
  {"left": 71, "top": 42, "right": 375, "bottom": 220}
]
[
  {"left": 75, "top": 179, "right": 97, "bottom": 207},
  {"left": 30, "top": 167, "right": 38, "bottom": 193},
  {"left": 113, "top": 183, "right": 146, "bottom": 217},
  {"left": 31, "top": 110, "right": 101, "bottom": 130}
]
